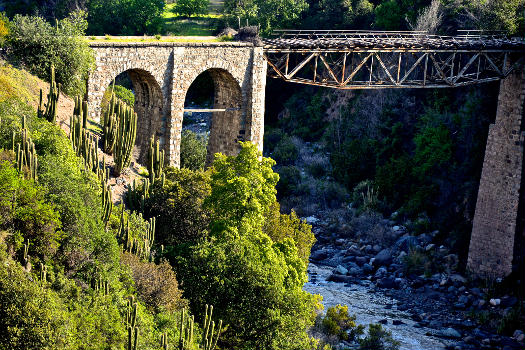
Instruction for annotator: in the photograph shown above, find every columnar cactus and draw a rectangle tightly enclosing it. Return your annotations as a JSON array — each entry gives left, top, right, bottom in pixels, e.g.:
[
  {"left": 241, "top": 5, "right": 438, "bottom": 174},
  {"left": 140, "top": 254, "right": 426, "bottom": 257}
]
[
  {"left": 16, "top": 122, "right": 38, "bottom": 181},
  {"left": 178, "top": 309, "right": 194, "bottom": 350},
  {"left": 147, "top": 135, "right": 165, "bottom": 184},
  {"left": 160, "top": 332, "right": 168, "bottom": 350},
  {"left": 113, "top": 104, "right": 137, "bottom": 176},
  {"left": 70, "top": 97, "right": 100, "bottom": 173},
  {"left": 126, "top": 296, "right": 139, "bottom": 350},
  {"left": 203, "top": 304, "right": 222, "bottom": 350},
  {"left": 103, "top": 89, "right": 118, "bottom": 154},
  {"left": 39, "top": 64, "right": 60, "bottom": 123},
  {"left": 101, "top": 181, "right": 112, "bottom": 225}
]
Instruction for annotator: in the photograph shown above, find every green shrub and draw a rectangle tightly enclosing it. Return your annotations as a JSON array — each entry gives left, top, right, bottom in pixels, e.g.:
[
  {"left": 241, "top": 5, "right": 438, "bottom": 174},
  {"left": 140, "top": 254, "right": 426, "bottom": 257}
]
[
  {"left": 6, "top": 11, "right": 95, "bottom": 96},
  {"left": 180, "top": 129, "right": 207, "bottom": 171},
  {"left": 87, "top": 0, "right": 166, "bottom": 35},
  {"left": 173, "top": 0, "right": 210, "bottom": 17},
  {"left": 359, "top": 323, "right": 400, "bottom": 350},
  {"left": 402, "top": 248, "right": 431, "bottom": 276},
  {"left": 263, "top": 127, "right": 284, "bottom": 155},
  {"left": 272, "top": 136, "right": 298, "bottom": 166},
  {"left": 322, "top": 305, "right": 364, "bottom": 342},
  {"left": 276, "top": 165, "right": 301, "bottom": 197},
  {"left": 145, "top": 167, "right": 211, "bottom": 247}
]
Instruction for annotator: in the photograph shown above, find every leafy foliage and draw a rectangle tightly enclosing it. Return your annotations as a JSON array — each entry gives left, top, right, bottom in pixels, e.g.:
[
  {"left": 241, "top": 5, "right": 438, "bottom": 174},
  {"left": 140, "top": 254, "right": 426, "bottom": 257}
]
[
  {"left": 322, "top": 304, "right": 364, "bottom": 342},
  {"left": 6, "top": 12, "right": 94, "bottom": 96},
  {"left": 224, "top": 0, "right": 309, "bottom": 33},
  {"left": 87, "top": 0, "right": 166, "bottom": 35},
  {"left": 180, "top": 129, "right": 207, "bottom": 171},
  {"left": 173, "top": 0, "right": 210, "bottom": 17},
  {"left": 359, "top": 324, "right": 400, "bottom": 350},
  {"left": 145, "top": 166, "right": 211, "bottom": 247}
]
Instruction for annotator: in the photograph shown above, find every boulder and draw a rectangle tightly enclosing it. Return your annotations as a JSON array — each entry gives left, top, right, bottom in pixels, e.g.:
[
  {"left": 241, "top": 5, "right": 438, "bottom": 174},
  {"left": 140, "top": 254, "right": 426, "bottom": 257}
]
[
  {"left": 374, "top": 266, "right": 388, "bottom": 279},
  {"left": 334, "top": 265, "right": 348, "bottom": 275},
  {"left": 394, "top": 236, "right": 419, "bottom": 252},
  {"left": 373, "top": 249, "right": 392, "bottom": 267},
  {"left": 501, "top": 296, "right": 518, "bottom": 308},
  {"left": 327, "top": 273, "right": 353, "bottom": 283},
  {"left": 355, "top": 256, "right": 368, "bottom": 266},
  {"left": 362, "top": 263, "right": 374, "bottom": 274},
  {"left": 310, "top": 250, "right": 328, "bottom": 261},
  {"left": 489, "top": 298, "right": 501, "bottom": 306},
  {"left": 348, "top": 267, "right": 363, "bottom": 276},
  {"left": 439, "top": 328, "right": 462, "bottom": 339},
  {"left": 449, "top": 274, "right": 467, "bottom": 284},
  {"left": 377, "top": 277, "right": 398, "bottom": 289}
]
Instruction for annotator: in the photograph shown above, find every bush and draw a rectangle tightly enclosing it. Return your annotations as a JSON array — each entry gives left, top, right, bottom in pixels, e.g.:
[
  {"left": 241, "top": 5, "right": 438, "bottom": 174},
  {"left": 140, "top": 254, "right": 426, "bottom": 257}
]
[
  {"left": 145, "top": 167, "right": 211, "bottom": 247},
  {"left": 88, "top": 0, "right": 166, "bottom": 35},
  {"left": 359, "top": 324, "right": 400, "bottom": 350},
  {"left": 6, "top": 11, "right": 95, "bottom": 96},
  {"left": 120, "top": 252, "right": 186, "bottom": 312},
  {"left": 180, "top": 130, "right": 207, "bottom": 171},
  {"left": 173, "top": 0, "right": 210, "bottom": 17},
  {"left": 322, "top": 305, "right": 364, "bottom": 342},
  {"left": 272, "top": 136, "right": 298, "bottom": 166},
  {"left": 275, "top": 165, "right": 301, "bottom": 198},
  {"left": 402, "top": 248, "right": 431, "bottom": 277}
]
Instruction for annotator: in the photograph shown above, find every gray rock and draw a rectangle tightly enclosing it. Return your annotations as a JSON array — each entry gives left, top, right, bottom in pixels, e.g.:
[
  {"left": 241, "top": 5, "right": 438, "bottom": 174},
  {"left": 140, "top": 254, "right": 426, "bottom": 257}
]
[
  {"left": 310, "top": 250, "right": 328, "bottom": 261},
  {"left": 489, "top": 298, "right": 501, "bottom": 306},
  {"left": 362, "top": 263, "right": 374, "bottom": 274},
  {"left": 373, "top": 249, "right": 392, "bottom": 267},
  {"left": 450, "top": 274, "right": 467, "bottom": 284},
  {"left": 327, "top": 273, "right": 353, "bottom": 283},
  {"left": 355, "top": 256, "right": 368, "bottom": 266},
  {"left": 334, "top": 265, "right": 348, "bottom": 275},
  {"left": 372, "top": 244, "right": 382, "bottom": 253},
  {"left": 377, "top": 277, "right": 398, "bottom": 289},
  {"left": 305, "top": 216, "right": 319, "bottom": 224},
  {"left": 458, "top": 295, "right": 470, "bottom": 305},
  {"left": 418, "top": 233, "right": 432, "bottom": 245},
  {"left": 439, "top": 328, "right": 462, "bottom": 339},
  {"left": 394, "top": 236, "right": 419, "bottom": 252},
  {"left": 425, "top": 244, "right": 436, "bottom": 251},
  {"left": 374, "top": 266, "right": 388, "bottom": 278},
  {"left": 348, "top": 267, "right": 362, "bottom": 276}
]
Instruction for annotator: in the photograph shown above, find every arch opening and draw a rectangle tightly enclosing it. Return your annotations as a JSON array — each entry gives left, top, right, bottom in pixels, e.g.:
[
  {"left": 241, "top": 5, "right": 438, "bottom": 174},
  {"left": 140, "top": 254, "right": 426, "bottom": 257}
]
[
  {"left": 182, "top": 68, "right": 245, "bottom": 168},
  {"left": 102, "top": 69, "right": 165, "bottom": 165}
]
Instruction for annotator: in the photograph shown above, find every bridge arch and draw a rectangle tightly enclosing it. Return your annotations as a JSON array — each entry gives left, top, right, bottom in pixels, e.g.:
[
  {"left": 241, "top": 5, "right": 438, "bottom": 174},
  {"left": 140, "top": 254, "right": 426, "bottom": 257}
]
[
  {"left": 181, "top": 68, "right": 245, "bottom": 166},
  {"left": 98, "top": 68, "right": 166, "bottom": 163}
]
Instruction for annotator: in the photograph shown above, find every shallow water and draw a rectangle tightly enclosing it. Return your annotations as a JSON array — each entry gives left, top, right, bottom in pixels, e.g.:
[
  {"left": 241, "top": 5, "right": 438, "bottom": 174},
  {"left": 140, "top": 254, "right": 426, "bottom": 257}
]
[{"left": 304, "top": 263, "right": 451, "bottom": 350}]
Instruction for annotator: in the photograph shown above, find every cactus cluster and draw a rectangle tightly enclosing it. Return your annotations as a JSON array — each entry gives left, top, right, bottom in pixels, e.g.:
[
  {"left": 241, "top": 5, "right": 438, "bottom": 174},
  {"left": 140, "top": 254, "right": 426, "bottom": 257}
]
[
  {"left": 178, "top": 308, "right": 195, "bottom": 350},
  {"left": 203, "top": 304, "right": 222, "bottom": 350},
  {"left": 127, "top": 178, "right": 153, "bottom": 213},
  {"left": 160, "top": 332, "right": 168, "bottom": 350},
  {"left": 39, "top": 262, "right": 47, "bottom": 283},
  {"left": 147, "top": 135, "right": 165, "bottom": 184},
  {"left": 101, "top": 180, "right": 113, "bottom": 225},
  {"left": 23, "top": 239, "right": 31, "bottom": 271},
  {"left": 117, "top": 209, "right": 155, "bottom": 261},
  {"left": 126, "top": 296, "right": 140, "bottom": 350},
  {"left": 102, "top": 86, "right": 137, "bottom": 176},
  {"left": 15, "top": 117, "right": 38, "bottom": 180},
  {"left": 113, "top": 104, "right": 137, "bottom": 176},
  {"left": 103, "top": 86, "right": 118, "bottom": 154},
  {"left": 37, "top": 65, "right": 60, "bottom": 123},
  {"left": 70, "top": 97, "right": 100, "bottom": 173}
]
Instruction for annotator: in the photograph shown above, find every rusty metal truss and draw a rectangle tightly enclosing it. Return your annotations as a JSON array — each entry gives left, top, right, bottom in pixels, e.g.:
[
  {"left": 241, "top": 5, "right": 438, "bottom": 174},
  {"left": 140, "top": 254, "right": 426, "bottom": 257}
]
[{"left": 263, "top": 30, "right": 525, "bottom": 89}]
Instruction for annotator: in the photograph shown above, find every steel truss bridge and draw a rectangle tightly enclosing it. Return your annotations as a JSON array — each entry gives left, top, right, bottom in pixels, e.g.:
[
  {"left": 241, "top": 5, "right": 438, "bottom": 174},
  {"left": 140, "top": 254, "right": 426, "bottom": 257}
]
[{"left": 262, "top": 30, "right": 525, "bottom": 89}]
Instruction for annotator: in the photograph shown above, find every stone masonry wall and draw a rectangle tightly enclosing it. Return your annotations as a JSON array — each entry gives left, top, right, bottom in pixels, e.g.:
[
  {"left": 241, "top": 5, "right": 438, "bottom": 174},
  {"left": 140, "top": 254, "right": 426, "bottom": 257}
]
[
  {"left": 87, "top": 42, "right": 266, "bottom": 167},
  {"left": 467, "top": 67, "right": 525, "bottom": 278}
]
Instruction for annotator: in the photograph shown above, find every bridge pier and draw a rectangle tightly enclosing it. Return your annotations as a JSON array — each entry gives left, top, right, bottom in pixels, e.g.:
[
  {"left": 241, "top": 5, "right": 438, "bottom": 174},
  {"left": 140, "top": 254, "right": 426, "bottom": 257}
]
[{"left": 467, "top": 67, "right": 525, "bottom": 278}]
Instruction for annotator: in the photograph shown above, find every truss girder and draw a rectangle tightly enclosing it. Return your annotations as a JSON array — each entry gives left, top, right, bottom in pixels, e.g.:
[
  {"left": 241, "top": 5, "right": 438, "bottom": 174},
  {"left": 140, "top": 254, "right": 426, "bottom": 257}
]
[{"left": 264, "top": 50, "right": 524, "bottom": 89}]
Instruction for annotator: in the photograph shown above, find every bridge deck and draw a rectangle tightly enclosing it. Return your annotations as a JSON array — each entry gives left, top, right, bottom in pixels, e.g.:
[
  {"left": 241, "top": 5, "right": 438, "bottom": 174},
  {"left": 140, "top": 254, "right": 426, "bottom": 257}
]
[
  {"left": 262, "top": 31, "right": 525, "bottom": 89},
  {"left": 263, "top": 30, "right": 525, "bottom": 52}
]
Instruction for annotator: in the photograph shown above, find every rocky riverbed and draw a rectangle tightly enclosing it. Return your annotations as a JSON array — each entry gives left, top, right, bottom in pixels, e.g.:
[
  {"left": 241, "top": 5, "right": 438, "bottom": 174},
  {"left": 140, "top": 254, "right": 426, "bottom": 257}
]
[{"left": 303, "top": 214, "right": 525, "bottom": 350}]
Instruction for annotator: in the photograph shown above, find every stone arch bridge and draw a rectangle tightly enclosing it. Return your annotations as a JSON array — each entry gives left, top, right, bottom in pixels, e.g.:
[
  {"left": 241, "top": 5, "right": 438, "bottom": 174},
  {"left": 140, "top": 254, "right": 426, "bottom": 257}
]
[{"left": 87, "top": 31, "right": 524, "bottom": 279}]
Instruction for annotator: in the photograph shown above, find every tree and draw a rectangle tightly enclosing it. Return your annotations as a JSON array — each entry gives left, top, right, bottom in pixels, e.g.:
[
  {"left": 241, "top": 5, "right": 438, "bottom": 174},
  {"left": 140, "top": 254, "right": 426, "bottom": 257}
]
[
  {"left": 6, "top": 11, "right": 94, "bottom": 95},
  {"left": 224, "top": 0, "right": 308, "bottom": 33},
  {"left": 173, "top": 0, "right": 210, "bottom": 17},
  {"left": 87, "top": 0, "right": 165, "bottom": 35}
]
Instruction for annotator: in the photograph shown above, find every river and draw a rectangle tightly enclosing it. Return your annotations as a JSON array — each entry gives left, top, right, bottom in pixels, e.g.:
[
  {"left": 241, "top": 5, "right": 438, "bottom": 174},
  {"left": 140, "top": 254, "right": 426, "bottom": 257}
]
[{"left": 304, "top": 263, "right": 452, "bottom": 350}]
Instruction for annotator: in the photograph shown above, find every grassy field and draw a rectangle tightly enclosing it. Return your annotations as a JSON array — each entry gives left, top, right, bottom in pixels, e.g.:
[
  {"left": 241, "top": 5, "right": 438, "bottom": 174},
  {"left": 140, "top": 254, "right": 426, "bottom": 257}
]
[
  {"left": 162, "top": 2, "right": 226, "bottom": 36},
  {"left": 86, "top": 35, "right": 225, "bottom": 43}
]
